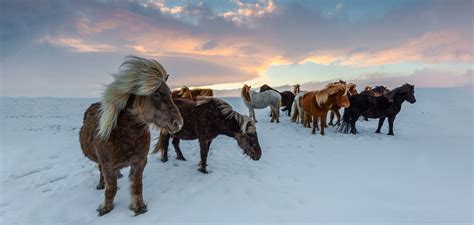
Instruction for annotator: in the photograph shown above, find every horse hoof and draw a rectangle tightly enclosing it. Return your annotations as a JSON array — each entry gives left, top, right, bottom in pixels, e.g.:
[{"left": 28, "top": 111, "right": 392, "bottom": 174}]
[
  {"left": 198, "top": 168, "right": 208, "bottom": 174},
  {"left": 130, "top": 203, "right": 148, "bottom": 216},
  {"left": 375, "top": 131, "right": 381, "bottom": 133},
  {"left": 97, "top": 204, "right": 114, "bottom": 216},
  {"left": 387, "top": 133, "right": 394, "bottom": 136},
  {"left": 161, "top": 158, "right": 168, "bottom": 163},
  {"left": 96, "top": 183, "right": 105, "bottom": 190},
  {"left": 176, "top": 156, "right": 186, "bottom": 161}
]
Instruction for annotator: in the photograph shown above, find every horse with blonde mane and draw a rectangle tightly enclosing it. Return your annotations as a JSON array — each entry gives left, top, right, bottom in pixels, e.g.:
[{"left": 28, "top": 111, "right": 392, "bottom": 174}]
[
  {"left": 173, "top": 86, "right": 214, "bottom": 99},
  {"left": 328, "top": 81, "right": 358, "bottom": 126},
  {"left": 242, "top": 84, "right": 281, "bottom": 123},
  {"left": 301, "top": 83, "right": 350, "bottom": 135},
  {"left": 79, "top": 56, "right": 183, "bottom": 216}
]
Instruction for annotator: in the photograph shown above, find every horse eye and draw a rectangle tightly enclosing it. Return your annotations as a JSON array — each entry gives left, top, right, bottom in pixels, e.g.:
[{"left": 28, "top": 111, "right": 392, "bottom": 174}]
[{"left": 153, "top": 92, "right": 161, "bottom": 98}]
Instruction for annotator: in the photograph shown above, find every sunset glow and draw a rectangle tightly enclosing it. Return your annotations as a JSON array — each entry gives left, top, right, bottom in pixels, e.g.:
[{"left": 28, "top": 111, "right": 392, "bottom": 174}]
[{"left": 1, "top": 0, "right": 472, "bottom": 96}]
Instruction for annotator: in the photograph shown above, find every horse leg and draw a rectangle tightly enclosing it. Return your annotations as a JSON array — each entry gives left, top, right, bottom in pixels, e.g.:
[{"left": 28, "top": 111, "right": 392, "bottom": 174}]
[
  {"left": 311, "top": 115, "right": 317, "bottom": 134},
  {"left": 304, "top": 113, "right": 311, "bottom": 128},
  {"left": 334, "top": 110, "right": 341, "bottom": 126},
  {"left": 328, "top": 111, "right": 334, "bottom": 126},
  {"left": 198, "top": 139, "right": 212, "bottom": 174},
  {"left": 250, "top": 108, "right": 258, "bottom": 123},
  {"left": 375, "top": 117, "right": 385, "bottom": 133},
  {"left": 129, "top": 159, "right": 147, "bottom": 216},
  {"left": 287, "top": 101, "right": 292, "bottom": 117},
  {"left": 350, "top": 114, "right": 358, "bottom": 134},
  {"left": 270, "top": 108, "right": 275, "bottom": 123},
  {"left": 275, "top": 103, "right": 280, "bottom": 123},
  {"left": 320, "top": 113, "right": 327, "bottom": 135},
  {"left": 172, "top": 138, "right": 186, "bottom": 161},
  {"left": 387, "top": 115, "right": 396, "bottom": 135},
  {"left": 96, "top": 164, "right": 105, "bottom": 190},
  {"left": 97, "top": 166, "right": 118, "bottom": 216}
]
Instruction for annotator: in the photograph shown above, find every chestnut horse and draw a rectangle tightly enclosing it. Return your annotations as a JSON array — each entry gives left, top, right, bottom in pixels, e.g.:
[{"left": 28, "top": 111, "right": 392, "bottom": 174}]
[
  {"left": 301, "top": 83, "right": 350, "bottom": 135},
  {"left": 172, "top": 86, "right": 214, "bottom": 100},
  {"left": 152, "top": 97, "right": 262, "bottom": 173},
  {"left": 328, "top": 81, "right": 358, "bottom": 126},
  {"left": 79, "top": 56, "right": 183, "bottom": 216}
]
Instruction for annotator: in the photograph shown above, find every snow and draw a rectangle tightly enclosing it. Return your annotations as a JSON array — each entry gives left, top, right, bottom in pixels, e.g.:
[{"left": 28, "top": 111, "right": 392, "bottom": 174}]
[{"left": 0, "top": 88, "right": 472, "bottom": 225}]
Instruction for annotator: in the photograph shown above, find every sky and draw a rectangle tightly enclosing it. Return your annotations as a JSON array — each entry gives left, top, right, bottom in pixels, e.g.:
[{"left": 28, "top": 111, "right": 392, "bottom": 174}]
[{"left": 0, "top": 0, "right": 473, "bottom": 97}]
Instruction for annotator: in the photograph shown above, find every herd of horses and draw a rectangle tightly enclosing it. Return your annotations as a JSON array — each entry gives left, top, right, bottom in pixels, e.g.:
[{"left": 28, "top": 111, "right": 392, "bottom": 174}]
[{"left": 79, "top": 56, "right": 416, "bottom": 216}]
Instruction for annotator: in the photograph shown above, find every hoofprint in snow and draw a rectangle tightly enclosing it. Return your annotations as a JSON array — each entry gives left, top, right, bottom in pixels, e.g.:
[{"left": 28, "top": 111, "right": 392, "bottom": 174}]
[{"left": 0, "top": 88, "right": 472, "bottom": 225}]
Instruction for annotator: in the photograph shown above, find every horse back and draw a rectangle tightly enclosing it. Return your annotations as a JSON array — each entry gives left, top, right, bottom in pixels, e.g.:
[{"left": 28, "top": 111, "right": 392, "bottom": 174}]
[{"left": 171, "top": 98, "right": 220, "bottom": 141}]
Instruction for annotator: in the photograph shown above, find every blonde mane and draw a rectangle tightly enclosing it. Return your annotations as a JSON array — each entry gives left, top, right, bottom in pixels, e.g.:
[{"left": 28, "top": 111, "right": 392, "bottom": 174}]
[
  {"left": 314, "top": 83, "right": 348, "bottom": 107},
  {"left": 196, "top": 97, "right": 253, "bottom": 133},
  {"left": 98, "top": 55, "right": 168, "bottom": 140}
]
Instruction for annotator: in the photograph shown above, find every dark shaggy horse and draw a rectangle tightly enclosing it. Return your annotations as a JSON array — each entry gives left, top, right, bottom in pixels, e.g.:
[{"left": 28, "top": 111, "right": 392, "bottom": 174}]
[
  {"left": 79, "top": 56, "right": 183, "bottom": 216},
  {"left": 338, "top": 83, "right": 416, "bottom": 135},
  {"left": 152, "top": 97, "right": 262, "bottom": 174},
  {"left": 259, "top": 84, "right": 295, "bottom": 116}
]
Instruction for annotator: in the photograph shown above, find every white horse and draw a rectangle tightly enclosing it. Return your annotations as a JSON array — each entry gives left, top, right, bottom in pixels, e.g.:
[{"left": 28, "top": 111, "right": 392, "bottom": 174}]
[
  {"left": 291, "top": 91, "right": 308, "bottom": 123},
  {"left": 241, "top": 84, "right": 281, "bottom": 123}
]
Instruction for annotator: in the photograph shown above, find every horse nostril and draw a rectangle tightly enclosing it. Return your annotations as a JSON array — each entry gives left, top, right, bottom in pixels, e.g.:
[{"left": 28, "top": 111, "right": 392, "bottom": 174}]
[{"left": 173, "top": 121, "right": 180, "bottom": 128}]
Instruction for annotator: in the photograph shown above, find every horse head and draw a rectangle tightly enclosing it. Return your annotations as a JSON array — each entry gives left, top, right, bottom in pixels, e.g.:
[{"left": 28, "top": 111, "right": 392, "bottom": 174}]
[
  {"left": 293, "top": 84, "right": 301, "bottom": 94},
  {"left": 241, "top": 84, "right": 251, "bottom": 102},
  {"left": 334, "top": 85, "right": 351, "bottom": 108},
  {"left": 234, "top": 117, "right": 262, "bottom": 160},
  {"left": 99, "top": 56, "right": 183, "bottom": 139},
  {"left": 346, "top": 83, "right": 358, "bottom": 96},
  {"left": 402, "top": 83, "right": 416, "bottom": 104}
]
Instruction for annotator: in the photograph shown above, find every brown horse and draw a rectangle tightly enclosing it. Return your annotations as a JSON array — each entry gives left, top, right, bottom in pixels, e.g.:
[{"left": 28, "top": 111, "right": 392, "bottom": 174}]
[
  {"left": 152, "top": 97, "right": 262, "bottom": 174},
  {"left": 173, "top": 86, "right": 214, "bottom": 99},
  {"left": 328, "top": 81, "right": 358, "bottom": 126},
  {"left": 301, "top": 83, "right": 350, "bottom": 135},
  {"left": 79, "top": 56, "right": 183, "bottom": 216}
]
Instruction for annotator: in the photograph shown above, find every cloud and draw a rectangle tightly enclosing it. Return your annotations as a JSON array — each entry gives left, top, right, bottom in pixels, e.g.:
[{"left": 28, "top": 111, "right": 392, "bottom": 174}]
[
  {"left": 220, "top": 0, "right": 276, "bottom": 26},
  {"left": 40, "top": 36, "right": 116, "bottom": 52},
  {"left": 1, "top": 0, "right": 473, "bottom": 96}
]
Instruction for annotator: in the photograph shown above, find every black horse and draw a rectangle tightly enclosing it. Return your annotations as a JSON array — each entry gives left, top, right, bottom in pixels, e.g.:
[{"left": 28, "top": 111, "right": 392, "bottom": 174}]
[
  {"left": 338, "top": 84, "right": 416, "bottom": 135},
  {"left": 152, "top": 97, "right": 262, "bottom": 174},
  {"left": 259, "top": 84, "right": 295, "bottom": 116}
]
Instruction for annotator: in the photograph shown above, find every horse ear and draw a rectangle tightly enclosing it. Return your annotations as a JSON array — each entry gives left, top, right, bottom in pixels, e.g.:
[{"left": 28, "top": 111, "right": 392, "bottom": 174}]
[{"left": 246, "top": 121, "right": 256, "bottom": 134}]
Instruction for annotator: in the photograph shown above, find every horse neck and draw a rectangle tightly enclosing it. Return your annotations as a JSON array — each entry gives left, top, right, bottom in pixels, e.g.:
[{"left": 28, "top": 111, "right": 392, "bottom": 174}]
[
  {"left": 322, "top": 94, "right": 339, "bottom": 108},
  {"left": 392, "top": 90, "right": 406, "bottom": 106},
  {"left": 118, "top": 95, "right": 148, "bottom": 131}
]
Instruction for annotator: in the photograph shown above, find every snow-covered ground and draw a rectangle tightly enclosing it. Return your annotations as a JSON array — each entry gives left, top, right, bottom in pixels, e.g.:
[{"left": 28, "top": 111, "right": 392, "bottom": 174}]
[{"left": 0, "top": 88, "right": 472, "bottom": 225}]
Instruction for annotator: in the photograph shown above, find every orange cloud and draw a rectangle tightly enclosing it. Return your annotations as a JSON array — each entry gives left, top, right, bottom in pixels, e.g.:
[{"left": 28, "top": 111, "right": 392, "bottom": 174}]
[{"left": 40, "top": 36, "right": 115, "bottom": 53}]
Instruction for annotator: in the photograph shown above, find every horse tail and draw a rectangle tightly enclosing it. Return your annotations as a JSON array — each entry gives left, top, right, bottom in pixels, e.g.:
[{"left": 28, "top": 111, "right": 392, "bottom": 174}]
[
  {"left": 291, "top": 100, "right": 299, "bottom": 122},
  {"left": 151, "top": 130, "right": 167, "bottom": 155},
  {"left": 337, "top": 108, "right": 351, "bottom": 133}
]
